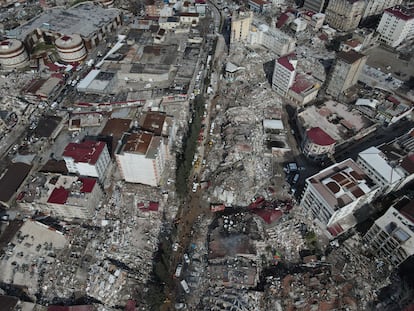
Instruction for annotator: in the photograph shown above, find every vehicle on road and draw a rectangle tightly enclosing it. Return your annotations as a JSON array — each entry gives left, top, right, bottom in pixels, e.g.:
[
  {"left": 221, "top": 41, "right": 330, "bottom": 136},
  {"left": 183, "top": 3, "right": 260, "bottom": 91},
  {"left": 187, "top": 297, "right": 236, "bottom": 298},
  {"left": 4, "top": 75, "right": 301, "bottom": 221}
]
[
  {"left": 175, "top": 264, "right": 183, "bottom": 278},
  {"left": 183, "top": 253, "right": 190, "bottom": 264}
]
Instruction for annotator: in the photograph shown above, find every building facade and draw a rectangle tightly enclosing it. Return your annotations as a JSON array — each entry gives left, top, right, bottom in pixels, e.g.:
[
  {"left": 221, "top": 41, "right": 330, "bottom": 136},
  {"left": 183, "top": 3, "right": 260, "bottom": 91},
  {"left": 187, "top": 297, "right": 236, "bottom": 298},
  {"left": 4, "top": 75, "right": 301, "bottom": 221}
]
[
  {"left": 363, "top": 197, "right": 414, "bottom": 267},
  {"left": 231, "top": 11, "right": 253, "bottom": 44},
  {"left": 302, "top": 127, "right": 336, "bottom": 161},
  {"left": 326, "top": 50, "right": 367, "bottom": 99},
  {"left": 325, "top": 0, "right": 365, "bottom": 31},
  {"left": 54, "top": 34, "right": 87, "bottom": 63},
  {"left": 272, "top": 53, "right": 297, "bottom": 96},
  {"left": 377, "top": 6, "right": 414, "bottom": 47},
  {"left": 116, "top": 131, "right": 168, "bottom": 186},
  {"left": 63, "top": 140, "right": 111, "bottom": 181},
  {"left": 302, "top": 0, "right": 328, "bottom": 13},
  {"left": 249, "top": 25, "right": 296, "bottom": 55},
  {"left": 362, "top": 0, "right": 403, "bottom": 19},
  {"left": 300, "top": 159, "right": 380, "bottom": 236},
  {"left": 0, "top": 39, "right": 29, "bottom": 69}
]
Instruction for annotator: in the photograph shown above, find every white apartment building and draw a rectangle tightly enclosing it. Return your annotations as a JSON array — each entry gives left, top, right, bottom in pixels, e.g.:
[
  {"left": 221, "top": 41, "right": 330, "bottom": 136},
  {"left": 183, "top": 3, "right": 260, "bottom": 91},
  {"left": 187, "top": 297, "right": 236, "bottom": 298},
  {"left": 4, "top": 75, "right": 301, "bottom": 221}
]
[
  {"left": 249, "top": 24, "right": 296, "bottom": 56},
  {"left": 116, "top": 131, "right": 168, "bottom": 186},
  {"left": 272, "top": 53, "right": 297, "bottom": 96},
  {"left": 363, "top": 197, "right": 414, "bottom": 267},
  {"left": 300, "top": 159, "right": 380, "bottom": 236},
  {"left": 357, "top": 146, "right": 406, "bottom": 192},
  {"left": 377, "top": 6, "right": 414, "bottom": 47},
  {"left": 362, "top": 0, "right": 403, "bottom": 19},
  {"left": 63, "top": 140, "right": 111, "bottom": 181},
  {"left": 325, "top": 0, "right": 365, "bottom": 31},
  {"left": 326, "top": 50, "right": 367, "bottom": 98}
]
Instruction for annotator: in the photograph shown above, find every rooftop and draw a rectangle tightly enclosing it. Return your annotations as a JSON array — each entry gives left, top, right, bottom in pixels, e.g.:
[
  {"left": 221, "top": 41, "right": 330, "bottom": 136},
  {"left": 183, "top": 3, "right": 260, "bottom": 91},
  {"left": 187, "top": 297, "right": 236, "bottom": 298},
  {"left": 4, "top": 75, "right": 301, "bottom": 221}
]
[
  {"left": 0, "top": 162, "right": 32, "bottom": 204},
  {"left": 139, "top": 111, "right": 166, "bottom": 136},
  {"left": 9, "top": 3, "right": 120, "bottom": 40},
  {"left": 122, "top": 132, "right": 153, "bottom": 155},
  {"left": 306, "top": 127, "right": 336, "bottom": 146},
  {"left": 277, "top": 53, "right": 296, "bottom": 72},
  {"left": 385, "top": 6, "right": 414, "bottom": 21},
  {"left": 306, "top": 159, "right": 376, "bottom": 210},
  {"left": 337, "top": 50, "right": 366, "bottom": 64},
  {"left": 63, "top": 140, "right": 106, "bottom": 165}
]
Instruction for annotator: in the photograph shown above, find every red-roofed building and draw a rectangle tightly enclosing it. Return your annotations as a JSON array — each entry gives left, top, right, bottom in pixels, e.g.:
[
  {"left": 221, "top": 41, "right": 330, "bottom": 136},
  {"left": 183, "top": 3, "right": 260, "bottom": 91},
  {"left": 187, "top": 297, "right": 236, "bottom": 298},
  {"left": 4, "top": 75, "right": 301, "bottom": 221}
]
[
  {"left": 248, "top": 0, "right": 271, "bottom": 13},
  {"left": 287, "top": 74, "right": 320, "bottom": 105},
  {"left": 377, "top": 6, "right": 414, "bottom": 47},
  {"left": 19, "top": 173, "right": 103, "bottom": 219},
  {"left": 272, "top": 53, "right": 297, "bottom": 96},
  {"left": 63, "top": 140, "right": 110, "bottom": 181},
  {"left": 302, "top": 127, "right": 336, "bottom": 161}
]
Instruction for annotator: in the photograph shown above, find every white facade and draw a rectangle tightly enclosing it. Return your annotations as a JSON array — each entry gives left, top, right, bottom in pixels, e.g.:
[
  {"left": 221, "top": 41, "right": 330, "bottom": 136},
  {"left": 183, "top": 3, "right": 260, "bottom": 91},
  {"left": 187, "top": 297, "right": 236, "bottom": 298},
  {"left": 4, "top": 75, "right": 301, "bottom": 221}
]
[
  {"left": 362, "top": 0, "right": 403, "bottom": 19},
  {"left": 300, "top": 159, "right": 380, "bottom": 234},
  {"left": 272, "top": 54, "right": 297, "bottom": 96},
  {"left": 63, "top": 141, "right": 111, "bottom": 181},
  {"left": 0, "top": 39, "right": 29, "bottom": 69},
  {"left": 116, "top": 132, "right": 168, "bottom": 186},
  {"left": 357, "top": 146, "right": 407, "bottom": 192},
  {"left": 55, "top": 34, "right": 87, "bottom": 63},
  {"left": 363, "top": 198, "right": 414, "bottom": 267},
  {"left": 249, "top": 25, "right": 296, "bottom": 56},
  {"left": 377, "top": 6, "right": 414, "bottom": 47}
]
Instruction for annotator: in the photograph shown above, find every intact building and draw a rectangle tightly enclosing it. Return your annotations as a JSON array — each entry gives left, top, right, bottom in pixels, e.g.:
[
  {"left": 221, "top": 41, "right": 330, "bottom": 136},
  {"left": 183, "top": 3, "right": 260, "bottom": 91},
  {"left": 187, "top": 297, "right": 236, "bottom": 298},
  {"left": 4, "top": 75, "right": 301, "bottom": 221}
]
[
  {"left": 325, "top": 0, "right": 365, "bottom": 31},
  {"left": 377, "top": 6, "right": 414, "bottom": 47},
  {"left": 231, "top": 11, "right": 253, "bottom": 44},
  {"left": 63, "top": 140, "right": 111, "bottom": 181},
  {"left": 303, "top": 0, "right": 328, "bottom": 12},
  {"left": 272, "top": 53, "right": 297, "bottom": 96},
  {"left": 54, "top": 34, "right": 87, "bottom": 63},
  {"left": 300, "top": 159, "right": 380, "bottom": 236},
  {"left": 362, "top": 0, "right": 403, "bottom": 19},
  {"left": 356, "top": 129, "right": 414, "bottom": 193},
  {"left": 249, "top": 24, "right": 296, "bottom": 55},
  {"left": 18, "top": 173, "right": 102, "bottom": 219},
  {"left": 363, "top": 197, "right": 414, "bottom": 267},
  {"left": 7, "top": 2, "right": 121, "bottom": 51},
  {"left": 302, "top": 127, "right": 336, "bottom": 161},
  {"left": 326, "top": 50, "right": 367, "bottom": 99},
  {"left": 116, "top": 131, "right": 168, "bottom": 186},
  {"left": 0, "top": 39, "right": 29, "bottom": 69}
]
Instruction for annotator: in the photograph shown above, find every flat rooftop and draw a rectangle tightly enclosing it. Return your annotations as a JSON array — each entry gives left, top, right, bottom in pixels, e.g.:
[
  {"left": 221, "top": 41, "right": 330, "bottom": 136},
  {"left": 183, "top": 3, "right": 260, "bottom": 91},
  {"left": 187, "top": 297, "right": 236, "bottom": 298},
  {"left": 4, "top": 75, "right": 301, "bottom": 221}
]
[
  {"left": 298, "top": 100, "right": 372, "bottom": 142},
  {"left": 9, "top": 3, "right": 120, "bottom": 40},
  {"left": 306, "top": 159, "right": 376, "bottom": 210},
  {"left": 0, "top": 162, "right": 32, "bottom": 204}
]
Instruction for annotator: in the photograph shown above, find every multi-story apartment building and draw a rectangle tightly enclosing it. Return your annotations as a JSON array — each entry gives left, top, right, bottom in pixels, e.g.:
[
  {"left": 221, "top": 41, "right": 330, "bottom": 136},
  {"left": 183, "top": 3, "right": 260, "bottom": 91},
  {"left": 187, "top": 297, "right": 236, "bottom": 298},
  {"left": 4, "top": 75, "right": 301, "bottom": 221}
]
[
  {"left": 363, "top": 197, "right": 414, "bottom": 267},
  {"left": 303, "top": 0, "right": 328, "bottom": 13},
  {"left": 63, "top": 140, "right": 111, "bottom": 182},
  {"left": 231, "top": 11, "right": 253, "bottom": 44},
  {"left": 325, "top": 0, "right": 365, "bottom": 31},
  {"left": 272, "top": 53, "right": 297, "bottom": 96},
  {"left": 362, "top": 0, "right": 403, "bottom": 19},
  {"left": 377, "top": 6, "right": 414, "bottom": 47},
  {"left": 326, "top": 50, "right": 367, "bottom": 99},
  {"left": 18, "top": 173, "right": 102, "bottom": 219},
  {"left": 300, "top": 159, "right": 380, "bottom": 236},
  {"left": 116, "top": 131, "right": 168, "bottom": 186},
  {"left": 249, "top": 25, "right": 296, "bottom": 55},
  {"left": 356, "top": 128, "right": 414, "bottom": 193}
]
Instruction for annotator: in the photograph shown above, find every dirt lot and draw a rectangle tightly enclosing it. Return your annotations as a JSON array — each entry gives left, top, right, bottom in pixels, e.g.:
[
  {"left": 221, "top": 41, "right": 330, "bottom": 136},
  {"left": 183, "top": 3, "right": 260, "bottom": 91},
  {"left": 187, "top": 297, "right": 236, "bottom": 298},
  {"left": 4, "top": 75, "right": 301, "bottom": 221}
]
[{"left": 364, "top": 45, "right": 414, "bottom": 81}]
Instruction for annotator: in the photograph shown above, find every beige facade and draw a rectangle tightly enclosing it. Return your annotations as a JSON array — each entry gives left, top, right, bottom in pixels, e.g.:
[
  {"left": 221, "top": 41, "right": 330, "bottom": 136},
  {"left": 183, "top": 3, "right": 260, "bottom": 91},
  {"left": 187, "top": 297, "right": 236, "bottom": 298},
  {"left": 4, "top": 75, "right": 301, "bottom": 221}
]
[
  {"left": 231, "top": 11, "right": 253, "bottom": 44},
  {"left": 325, "top": 0, "right": 365, "bottom": 31},
  {"left": 326, "top": 50, "right": 367, "bottom": 99}
]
